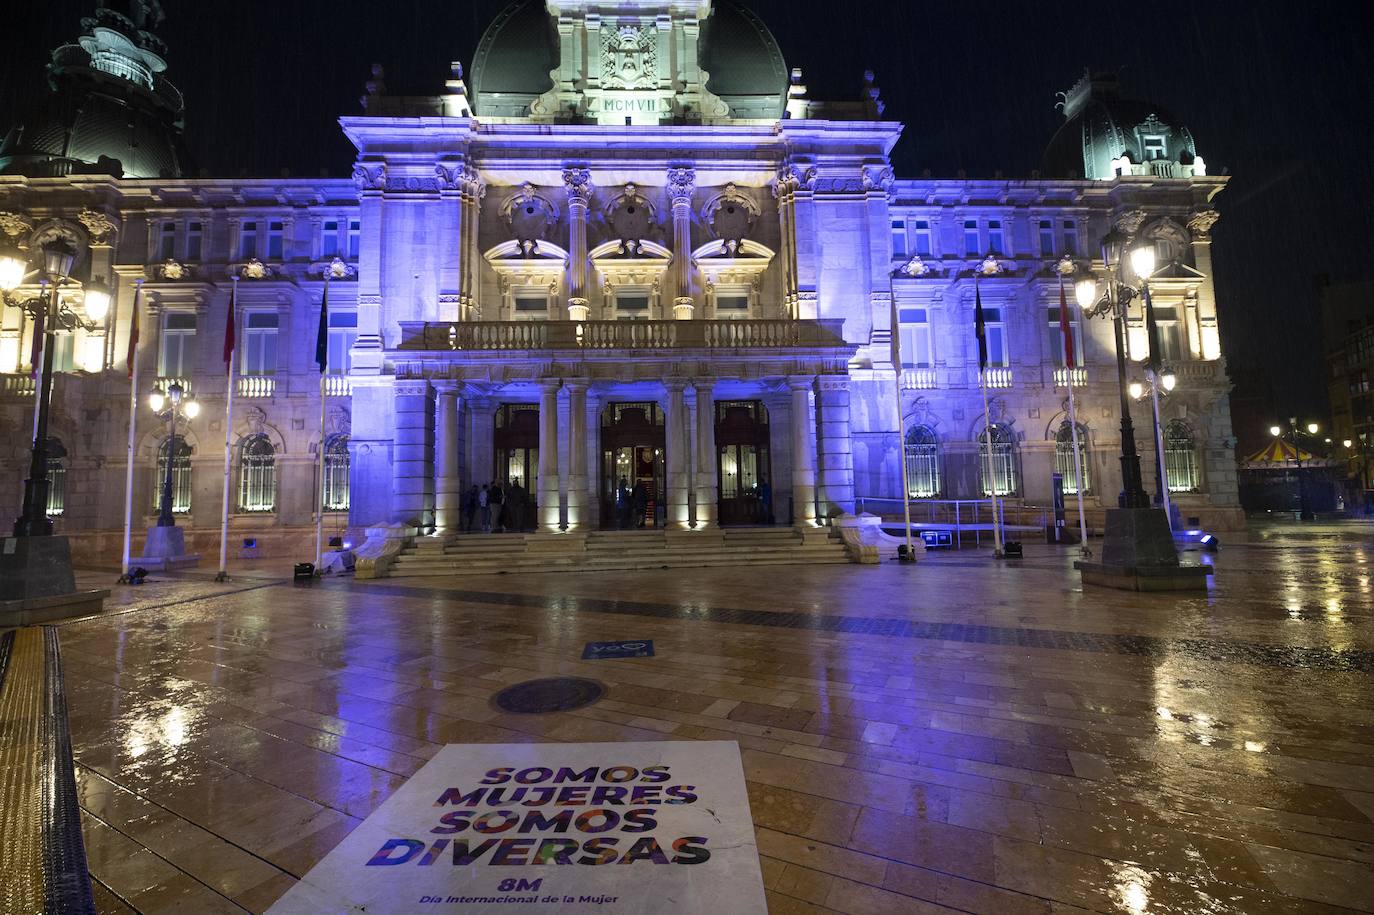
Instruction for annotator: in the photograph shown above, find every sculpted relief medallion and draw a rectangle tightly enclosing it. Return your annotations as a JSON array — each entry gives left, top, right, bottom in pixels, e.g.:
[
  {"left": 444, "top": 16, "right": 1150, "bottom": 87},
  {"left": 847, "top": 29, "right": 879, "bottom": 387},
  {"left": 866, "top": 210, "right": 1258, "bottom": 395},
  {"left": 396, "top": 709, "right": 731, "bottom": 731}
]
[{"left": 601, "top": 25, "right": 657, "bottom": 90}]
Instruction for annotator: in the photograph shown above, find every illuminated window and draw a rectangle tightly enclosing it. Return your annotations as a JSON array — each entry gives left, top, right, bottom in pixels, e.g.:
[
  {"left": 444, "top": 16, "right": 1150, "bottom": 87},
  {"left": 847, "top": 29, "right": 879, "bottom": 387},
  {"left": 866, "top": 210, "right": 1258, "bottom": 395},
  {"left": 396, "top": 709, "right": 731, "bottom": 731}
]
[
  {"left": 327, "top": 312, "right": 357, "bottom": 374},
  {"left": 186, "top": 222, "right": 203, "bottom": 261},
  {"left": 982, "top": 307, "right": 1008, "bottom": 367},
  {"left": 615, "top": 293, "right": 650, "bottom": 320},
  {"left": 153, "top": 436, "right": 192, "bottom": 514},
  {"left": 242, "top": 312, "right": 279, "bottom": 376},
  {"left": 45, "top": 438, "right": 67, "bottom": 517},
  {"left": 1151, "top": 305, "right": 1185, "bottom": 362},
  {"left": 979, "top": 424, "right": 1017, "bottom": 496},
  {"left": 898, "top": 307, "right": 932, "bottom": 368},
  {"left": 238, "top": 434, "right": 276, "bottom": 512},
  {"left": 347, "top": 220, "right": 361, "bottom": 259},
  {"left": 1054, "top": 422, "right": 1091, "bottom": 494},
  {"left": 1165, "top": 421, "right": 1199, "bottom": 492},
  {"left": 158, "top": 312, "right": 196, "bottom": 378},
  {"left": 987, "top": 220, "right": 1004, "bottom": 255},
  {"left": 904, "top": 425, "right": 940, "bottom": 498},
  {"left": 715, "top": 293, "right": 750, "bottom": 318},
  {"left": 1047, "top": 306, "right": 1084, "bottom": 367},
  {"left": 239, "top": 221, "right": 258, "bottom": 259},
  {"left": 323, "top": 434, "right": 350, "bottom": 511},
  {"left": 513, "top": 296, "right": 547, "bottom": 321},
  {"left": 912, "top": 220, "right": 932, "bottom": 256},
  {"left": 322, "top": 220, "right": 340, "bottom": 257},
  {"left": 891, "top": 218, "right": 907, "bottom": 258},
  {"left": 964, "top": 220, "right": 980, "bottom": 256},
  {"left": 1038, "top": 220, "right": 1055, "bottom": 256},
  {"left": 1143, "top": 136, "right": 1167, "bottom": 161},
  {"left": 267, "top": 221, "right": 285, "bottom": 259},
  {"left": 1062, "top": 219, "right": 1079, "bottom": 256},
  {"left": 158, "top": 220, "right": 177, "bottom": 261},
  {"left": 48, "top": 333, "right": 76, "bottom": 373}
]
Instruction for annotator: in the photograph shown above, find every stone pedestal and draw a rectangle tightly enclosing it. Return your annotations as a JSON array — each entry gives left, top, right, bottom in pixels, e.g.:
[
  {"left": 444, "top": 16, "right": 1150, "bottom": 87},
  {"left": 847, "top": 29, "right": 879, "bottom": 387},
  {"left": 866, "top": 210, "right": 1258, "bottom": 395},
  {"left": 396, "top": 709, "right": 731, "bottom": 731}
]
[
  {"left": 1074, "top": 507, "right": 1210, "bottom": 592},
  {"left": 0, "top": 535, "right": 78, "bottom": 600},
  {"left": 131, "top": 525, "right": 202, "bottom": 571}
]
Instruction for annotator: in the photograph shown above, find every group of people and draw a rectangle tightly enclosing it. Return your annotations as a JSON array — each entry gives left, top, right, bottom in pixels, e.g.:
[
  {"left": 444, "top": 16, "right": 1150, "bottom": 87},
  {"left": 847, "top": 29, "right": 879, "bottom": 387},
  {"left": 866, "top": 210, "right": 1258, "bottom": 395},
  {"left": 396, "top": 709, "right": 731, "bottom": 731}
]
[
  {"left": 615, "top": 477, "right": 650, "bottom": 529},
  {"left": 461, "top": 479, "right": 531, "bottom": 533}
]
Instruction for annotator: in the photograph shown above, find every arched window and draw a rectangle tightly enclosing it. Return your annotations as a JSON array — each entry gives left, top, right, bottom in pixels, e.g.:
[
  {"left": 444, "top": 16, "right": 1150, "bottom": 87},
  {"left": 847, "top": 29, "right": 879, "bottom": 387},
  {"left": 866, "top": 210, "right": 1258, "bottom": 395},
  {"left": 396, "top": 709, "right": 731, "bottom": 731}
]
[
  {"left": 153, "top": 436, "right": 193, "bottom": 514},
  {"left": 978, "top": 424, "right": 1018, "bottom": 496},
  {"left": 904, "top": 425, "right": 941, "bottom": 498},
  {"left": 45, "top": 438, "right": 67, "bottom": 517},
  {"left": 1054, "top": 422, "right": 1091, "bottom": 495},
  {"left": 238, "top": 434, "right": 276, "bottom": 512},
  {"left": 1164, "top": 421, "right": 1200, "bottom": 493},
  {"left": 323, "top": 434, "right": 350, "bottom": 511}
]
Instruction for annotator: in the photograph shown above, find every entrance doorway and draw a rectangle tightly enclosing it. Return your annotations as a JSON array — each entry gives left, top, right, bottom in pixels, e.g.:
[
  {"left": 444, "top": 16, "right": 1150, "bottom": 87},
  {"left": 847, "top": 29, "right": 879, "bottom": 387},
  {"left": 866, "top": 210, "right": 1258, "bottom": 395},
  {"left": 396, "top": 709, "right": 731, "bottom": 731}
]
[
  {"left": 716, "top": 400, "right": 772, "bottom": 526},
  {"left": 601, "top": 402, "right": 665, "bottom": 528},
  {"left": 494, "top": 404, "right": 538, "bottom": 530}
]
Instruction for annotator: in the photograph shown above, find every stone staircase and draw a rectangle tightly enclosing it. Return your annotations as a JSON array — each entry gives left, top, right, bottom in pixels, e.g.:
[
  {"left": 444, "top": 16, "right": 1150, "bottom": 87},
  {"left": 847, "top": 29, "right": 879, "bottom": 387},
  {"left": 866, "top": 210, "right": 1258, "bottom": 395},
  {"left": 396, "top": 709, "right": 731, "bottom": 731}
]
[{"left": 387, "top": 526, "right": 852, "bottom": 578}]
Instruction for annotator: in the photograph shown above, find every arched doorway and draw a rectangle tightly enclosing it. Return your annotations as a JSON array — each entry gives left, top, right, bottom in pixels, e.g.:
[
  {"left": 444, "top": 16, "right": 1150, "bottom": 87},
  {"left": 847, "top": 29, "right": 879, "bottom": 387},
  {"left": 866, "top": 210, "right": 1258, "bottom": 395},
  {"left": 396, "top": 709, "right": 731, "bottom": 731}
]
[
  {"left": 494, "top": 404, "right": 539, "bottom": 493},
  {"left": 601, "top": 402, "right": 665, "bottom": 528},
  {"left": 716, "top": 400, "right": 772, "bottom": 526}
]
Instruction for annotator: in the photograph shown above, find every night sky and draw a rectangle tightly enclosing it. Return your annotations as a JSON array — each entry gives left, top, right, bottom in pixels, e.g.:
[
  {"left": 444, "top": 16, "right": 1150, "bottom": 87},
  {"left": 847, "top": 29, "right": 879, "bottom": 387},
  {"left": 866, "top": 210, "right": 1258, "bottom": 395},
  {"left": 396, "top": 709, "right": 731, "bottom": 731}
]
[{"left": 3, "top": 1, "right": 1370, "bottom": 448}]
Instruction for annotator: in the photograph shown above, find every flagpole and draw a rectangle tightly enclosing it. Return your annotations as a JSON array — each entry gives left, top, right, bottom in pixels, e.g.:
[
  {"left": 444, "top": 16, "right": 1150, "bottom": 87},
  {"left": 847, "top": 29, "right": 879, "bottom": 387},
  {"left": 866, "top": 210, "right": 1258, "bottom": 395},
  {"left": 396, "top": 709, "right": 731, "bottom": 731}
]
[
  {"left": 120, "top": 280, "right": 143, "bottom": 581},
  {"left": 314, "top": 272, "right": 330, "bottom": 572},
  {"left": 889, "top": 297, "right": 915, "bottom": 560},
  {"left": 215, "top": 278, "right": 238, "bottom": 582},
  {"left": 974, "top": 272, "right": 1004, "bottom": 557},
  {"left": 1058, "top": 271, "right": 1091, "bottom": 556}
]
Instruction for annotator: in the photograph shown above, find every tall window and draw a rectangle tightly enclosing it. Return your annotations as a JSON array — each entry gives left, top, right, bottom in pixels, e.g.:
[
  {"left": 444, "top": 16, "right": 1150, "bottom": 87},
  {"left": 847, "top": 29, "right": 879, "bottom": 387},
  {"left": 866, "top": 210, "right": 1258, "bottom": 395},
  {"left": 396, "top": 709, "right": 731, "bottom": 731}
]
[
  {"left": 1038, "top": 219, "right": 1055, "bottom": 257},
  {"left": 1143, "top": 135, "right": 1166, "bottom": 160},
  {"left": 238, "top": 434, "right": 276, "bottom": 512},
  {"left": 1047, "top": 306, "right": 1084, "bottom": 366},
  {"left": 347, "top": 220, "right": 361, "bottom": 259},
  {"left": 242, "top": 312, "right": 279, "bottom": 376},
  {"left": 1152, "top": 305, "right": 1185, "bottom": 362},
  {"left": 267, "top": 221, "right": 285, "bottom": 260},
  {"left": 513, "top": 296, "right": 547, "bottom": 321},
  {"left": 891, "top": 218, "right": 907, "bottom": 258},
  {"left": 904, "top": 426, "right": 940, "bottom": 498},
  {"left": 154, "top": 436, "right": 192, "bottom": 514},
  {"left": 327, "top": 311, "right": 358, "bottom": 374},
  {"left": 322, "top": 220, "right": 340, "bottom": 257},
  {"left": 158, "top": 312, "right": 196, "bottom": 377},
  {"left": 615, "top": 293, "right": 650, "bottom": 321},
  {"left": 1054, "top": 422, "right": 1091, "bottom": 495},
  {"left": 1164, "top": 421, "right": 1199, "bottom": 493},
  {"left": 982, "top": 307, "right": 1008, "bottom": 367},
  {"left": 186, "top": 221, "right": 203, "bottom": 261},
  {"left": 912, "top": 220, "right": 932, "bottom": 256},
  {"left": 898, "top": 307, "right": 933, "bottom": 368},
  {"left": 987, "top": 220, "right": 1004, "bottom": 255},
  {"left": 963, "top": 220, "right": 980, "bottom": 256},
  {"left": 49, "top": 333, "right": 76, "bottom": 373},
  {"left": 1062, "top": 219, "right": 1079, "bottom": 256},
  {"left": 715, "top": 293, "right": 750, "bottom": 318},
  {"left": 157, "top": 220, "right": 177, "bottom": 260},
  {"left": 323, "top": 434, "right": 350, "bottom": 511},
  {"left": 45, "top": 438, "right": 67, "bottom": 517},
  {"left": 979, "top": 424, "right": 1017, "bottom": 496},
  {"left": 239, "top": 221, "right": 258, "bottom": 259}
]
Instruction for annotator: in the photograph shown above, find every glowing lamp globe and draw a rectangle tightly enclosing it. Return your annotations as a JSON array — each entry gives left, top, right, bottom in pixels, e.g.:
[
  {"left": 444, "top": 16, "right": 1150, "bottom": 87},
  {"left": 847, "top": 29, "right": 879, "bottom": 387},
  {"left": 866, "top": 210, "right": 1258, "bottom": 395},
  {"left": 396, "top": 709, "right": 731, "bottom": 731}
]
[
  {"left": 1269, "top": 425, "right": 1282, "bottom": 437},
  {"left": 83, "top": 279, "right": 112, "bottom": 323},
  {"left": 1129, "top": 242, "right": 1157, "bottom": 281},
  {"left": 1074, "top": 277, "right": 1098, "bottom": 310},
  {"left": 149, "top": 392, "right": 166, "bottom": 412}
]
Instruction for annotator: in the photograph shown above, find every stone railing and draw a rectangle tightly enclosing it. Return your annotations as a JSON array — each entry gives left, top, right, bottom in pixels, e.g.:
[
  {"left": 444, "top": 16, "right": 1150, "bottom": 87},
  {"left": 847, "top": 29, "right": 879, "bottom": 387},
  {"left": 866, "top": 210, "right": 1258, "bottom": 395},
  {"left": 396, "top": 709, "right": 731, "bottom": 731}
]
[
  {"left": 323, "top": 375, "right": 352, "bottom": 396},
  {"left": 984, "top": 367, "right": 1014, "bottom": 389},
  {"left": 237, "top": 375, "right": 276, "bottom": 398},
  {"left": 900, "top": 368, "right": 938, "bottom": 390},
  {"left": 1, "top": 374, "right": 37, "bottom": 397},
  {"left": 1173, "top": 360, "right": 1221, "bottom": 383},
  {"left": 1053, "top": 367, "right": 1088, "bottom": 387},
  {"left": 396, "top": 319, "right": 849, "bottom": 352},
  {"left": 154, "top": 376, "right": 192, "bottom": 396}
]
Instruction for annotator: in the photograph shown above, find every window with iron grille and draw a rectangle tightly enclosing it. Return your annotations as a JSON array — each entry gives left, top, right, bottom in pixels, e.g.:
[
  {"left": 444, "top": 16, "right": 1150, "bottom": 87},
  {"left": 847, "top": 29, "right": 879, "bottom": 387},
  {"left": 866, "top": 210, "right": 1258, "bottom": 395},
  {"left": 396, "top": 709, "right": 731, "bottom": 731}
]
[
  {"left": 904, "top": 426, "right": 940, "bottom": 498},
  {"left": 979, "top": 424, "right": 1018, "bottom": 496},
  {"left": 238, "top": 434, "right": 276, "bottom": 512},
  {"left": 323, "top": 434, "right": 350, "bottom": 511},
  {"left": 1164, "top": 421, "right": 1200, "bottom": 493},
  {"left": 1054, "top": 422, "right": 1091, "bottom": 495},
  {"left": 153, "top": 436, "right": 193, "bottom": 514}
]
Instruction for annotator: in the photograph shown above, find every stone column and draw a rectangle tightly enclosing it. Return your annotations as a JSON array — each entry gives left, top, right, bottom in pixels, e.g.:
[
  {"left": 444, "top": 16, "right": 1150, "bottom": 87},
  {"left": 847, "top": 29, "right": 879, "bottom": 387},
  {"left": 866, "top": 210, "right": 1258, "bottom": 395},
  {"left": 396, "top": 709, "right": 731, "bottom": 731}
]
[
  {"left": 468, "top": 396, "right": 494, "bottom": 489},
  {"left": 538, "top": 379, "right": 562, "bottom": 531},
  {"left": 789, "top": 376, "right": 818, "bottom": 526},
  {"left": 393, "top": 379, "right": 435, "bottom": 530},
  {"left": 668, "top": 166, "right": 695, "bottom": 320},
  {"left": 564, "top": 379, "right": 589, "bottom": 530},
  {"left": 665, "top": 380, "right": 691, "bottom": 528},
  {"left": 816, "top": 375, "right": 855, "bottom": 519},
  {"left": 433, "top": 381, "right": 462, "bottom": 532},
  {"left": 564, "top": 168, "right": 593, "bottom": 322},
  {"left": 693, "top": 380, "right": 717, "bottom": 528}
]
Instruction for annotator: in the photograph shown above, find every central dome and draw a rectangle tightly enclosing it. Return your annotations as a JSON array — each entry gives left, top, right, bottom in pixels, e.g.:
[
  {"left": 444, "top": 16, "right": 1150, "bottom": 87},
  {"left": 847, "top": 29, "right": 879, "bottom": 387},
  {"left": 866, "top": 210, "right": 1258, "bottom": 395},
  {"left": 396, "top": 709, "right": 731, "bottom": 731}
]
[{"left": 469, "top": 0, "right": 788, "bottom": 121}]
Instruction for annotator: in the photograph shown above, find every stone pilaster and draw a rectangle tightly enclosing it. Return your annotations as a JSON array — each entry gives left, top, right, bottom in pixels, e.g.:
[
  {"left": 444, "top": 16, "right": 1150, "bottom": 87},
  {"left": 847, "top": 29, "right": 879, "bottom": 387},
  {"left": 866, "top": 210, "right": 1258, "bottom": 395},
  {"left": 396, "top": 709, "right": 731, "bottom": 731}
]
[
  {"left": 816, "top": 375, "right": 855, "bottom": 519},
  {"left": 433, "top": 381, "right": 462, "bottom": 532},
  {"left": 668, "top": 166, "right": 695, "bottom": 319},
  {"left": 564, "top": 168, "right": 593, "bottom": 322},
  {"left": 1187, "top": 209, "right": 1222, "bottom": 360},
  {"left": 392, "top": 378, "right": 434, "bottom": 530},
  {"left": 693, "top": 380, "right": 717, "bottom": 528},
  {"left": 565, "top": 379, "right": 589, "bottom": 530},
  {"left": 665, "top": 380, "right": 691, "bottom": 528},
  {"left": 789, "top": 376, "right": 818, "bottom": 526},
  {"left": 538, "top": 379, "right": 562, "bottom": 531}
]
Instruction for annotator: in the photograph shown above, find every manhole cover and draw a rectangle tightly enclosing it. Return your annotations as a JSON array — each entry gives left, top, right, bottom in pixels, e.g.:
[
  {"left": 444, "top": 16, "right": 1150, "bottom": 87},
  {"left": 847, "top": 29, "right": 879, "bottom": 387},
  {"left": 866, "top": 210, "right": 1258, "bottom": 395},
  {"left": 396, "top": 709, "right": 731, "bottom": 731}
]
[{"left": 493, "top": 677, "right": 605, "bottom": 714}]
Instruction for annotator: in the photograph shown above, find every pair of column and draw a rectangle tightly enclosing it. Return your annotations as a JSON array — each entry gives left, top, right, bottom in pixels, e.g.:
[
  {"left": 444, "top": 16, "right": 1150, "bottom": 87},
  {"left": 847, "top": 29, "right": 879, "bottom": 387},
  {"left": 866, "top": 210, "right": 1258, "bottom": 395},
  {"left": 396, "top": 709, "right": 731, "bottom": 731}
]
[{"left": 786, "top": 375, "right": 855, "bottom": 526}]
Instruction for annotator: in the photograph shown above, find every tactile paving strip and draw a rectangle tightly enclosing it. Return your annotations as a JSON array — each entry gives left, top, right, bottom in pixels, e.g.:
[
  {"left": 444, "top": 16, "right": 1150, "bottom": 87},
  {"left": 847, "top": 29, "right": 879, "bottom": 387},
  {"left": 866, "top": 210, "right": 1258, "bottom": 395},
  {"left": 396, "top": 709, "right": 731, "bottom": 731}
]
[{"left": 0, "top": 629, "right": 48, "bottom": 913}]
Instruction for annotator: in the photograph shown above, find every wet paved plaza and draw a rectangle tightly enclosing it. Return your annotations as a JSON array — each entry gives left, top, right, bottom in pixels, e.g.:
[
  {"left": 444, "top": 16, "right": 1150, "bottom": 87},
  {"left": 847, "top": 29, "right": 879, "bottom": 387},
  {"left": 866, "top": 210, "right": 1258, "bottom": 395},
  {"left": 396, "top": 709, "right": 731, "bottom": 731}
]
[{"left": 56, "top": 522, "right": 1374, "bottom": 913}]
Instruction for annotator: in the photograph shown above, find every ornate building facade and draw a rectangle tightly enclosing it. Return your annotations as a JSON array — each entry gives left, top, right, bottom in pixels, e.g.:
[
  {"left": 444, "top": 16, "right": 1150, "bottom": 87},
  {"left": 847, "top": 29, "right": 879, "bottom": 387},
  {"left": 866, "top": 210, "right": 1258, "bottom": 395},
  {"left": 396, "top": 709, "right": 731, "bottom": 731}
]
[{"left": 0, "top": 1, "right": 1242, "bottom": 561}]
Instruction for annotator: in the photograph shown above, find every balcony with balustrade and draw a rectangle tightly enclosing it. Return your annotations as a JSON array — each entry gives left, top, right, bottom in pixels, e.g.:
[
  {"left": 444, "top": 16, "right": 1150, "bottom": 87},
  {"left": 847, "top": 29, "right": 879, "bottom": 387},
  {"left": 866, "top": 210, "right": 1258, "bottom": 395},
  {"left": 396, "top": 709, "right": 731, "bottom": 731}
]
[{"left": 237, "top": 376, "right": 276, "bottom": 398}]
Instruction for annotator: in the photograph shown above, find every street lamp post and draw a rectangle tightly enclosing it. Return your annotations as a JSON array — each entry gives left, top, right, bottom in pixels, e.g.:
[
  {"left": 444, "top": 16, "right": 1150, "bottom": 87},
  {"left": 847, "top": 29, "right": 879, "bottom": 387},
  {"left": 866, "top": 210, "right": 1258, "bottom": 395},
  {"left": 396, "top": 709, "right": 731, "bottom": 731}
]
[
  {"left": 1271, "top": 419, "right": 1320, "bottom": 521},
  {"left": 1130, "top": 366, "right": 1179, "bottom": 529},
  {"left": 148, "top": 382, "right": 200, "bottom": 527}
]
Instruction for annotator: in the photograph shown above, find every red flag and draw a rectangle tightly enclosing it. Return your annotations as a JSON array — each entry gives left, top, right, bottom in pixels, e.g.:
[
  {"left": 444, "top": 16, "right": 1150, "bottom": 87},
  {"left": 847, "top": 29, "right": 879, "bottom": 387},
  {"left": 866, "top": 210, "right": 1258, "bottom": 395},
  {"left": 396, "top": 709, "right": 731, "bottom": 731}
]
[
  {"left": 126, "top": 282, "right": 141, "bottom": 378},
  {"left": 222, "top": 280, "right": 237, "bottom": 369},
  {"left": 1058, "top": 276, "right": 1076, "bottom": 370}
]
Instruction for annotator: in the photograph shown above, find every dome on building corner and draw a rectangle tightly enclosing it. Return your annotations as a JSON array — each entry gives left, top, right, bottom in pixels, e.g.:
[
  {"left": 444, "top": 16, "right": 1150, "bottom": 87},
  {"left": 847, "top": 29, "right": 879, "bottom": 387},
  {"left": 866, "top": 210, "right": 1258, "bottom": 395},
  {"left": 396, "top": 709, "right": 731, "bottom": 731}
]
[
  {"left": 1043, "top": 72, "right": 1204, "bottom": 181},
  {"left": 469, "top": 0, "right": 560, "bottom": 120}
]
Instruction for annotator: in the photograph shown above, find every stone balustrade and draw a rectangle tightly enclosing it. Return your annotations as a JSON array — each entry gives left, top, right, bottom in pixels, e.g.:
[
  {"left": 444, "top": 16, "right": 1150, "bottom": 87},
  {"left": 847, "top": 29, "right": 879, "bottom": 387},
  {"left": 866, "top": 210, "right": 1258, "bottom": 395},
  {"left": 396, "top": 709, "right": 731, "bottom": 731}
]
[
  {"left": 237, "top": 375, "right": 276, "bottom": 398},
  {"left": 396, "top": 318, "right": 849, "bottom": 352}
]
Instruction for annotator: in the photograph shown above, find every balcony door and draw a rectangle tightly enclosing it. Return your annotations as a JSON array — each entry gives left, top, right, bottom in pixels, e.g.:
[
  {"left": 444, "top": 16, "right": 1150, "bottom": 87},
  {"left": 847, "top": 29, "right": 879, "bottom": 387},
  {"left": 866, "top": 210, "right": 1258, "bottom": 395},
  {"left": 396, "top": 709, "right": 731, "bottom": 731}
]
[
  {"left": 716, "top": 400, "right": 772, "bottom": 526},
  {"left": 494, "top": 404, "right": 539, "bottom": 517},
  {"left": 601, "top": 402, "right": 665, "bottom": 529}
]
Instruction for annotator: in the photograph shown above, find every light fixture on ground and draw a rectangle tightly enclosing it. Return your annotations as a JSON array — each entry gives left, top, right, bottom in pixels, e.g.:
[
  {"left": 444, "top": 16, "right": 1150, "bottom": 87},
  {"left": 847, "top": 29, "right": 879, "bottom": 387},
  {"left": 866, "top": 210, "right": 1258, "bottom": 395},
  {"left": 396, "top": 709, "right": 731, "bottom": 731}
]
[
  {"left": 128, "top": 381, "right": 203, "bottom": 573},
  {"left": 0, "top": 235, "right": 112, "bottom": 618},
  {"left": 1069, "top": 227, "right": 1208, "bottom": 591}
]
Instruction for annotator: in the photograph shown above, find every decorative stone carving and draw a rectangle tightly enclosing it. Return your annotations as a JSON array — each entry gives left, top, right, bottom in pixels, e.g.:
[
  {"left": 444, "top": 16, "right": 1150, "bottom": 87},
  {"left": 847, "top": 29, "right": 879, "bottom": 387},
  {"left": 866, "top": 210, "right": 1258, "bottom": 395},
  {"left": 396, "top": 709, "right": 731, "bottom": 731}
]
[
  {"left": 562, "top": 167, "right": 593, "bottom": 206},
  {"left": 462, "top": 165, "right": 486, "bottom": 200},
  {"left": 502, "top": 183, "right": 558, "bottom": 254},
  {"left": 1115, "top": 208, "right": 1148, "bottom": 235},
  {"left": 241, "top": 258, "right": 271, "bottom": 280},
  {"left": 606, "top": 183, "right": 655, "bottom": 251},
  {"left": 0, "top": 211, "right": 32, "bottom": 238},
  {"left": 435, "top": 163, "right": 463, "bottom": 190},
  {"left": 157, "top": 259, "right": 187, "bottom": 280},
  {"left": 352, "top": 163, "right": 386, "bottom": 190},
  {"left": 862, "top": 165, "right": 895, "bottom": 194},
  {"left": 78, "top": 209, "right": 119, "bottom": 243},
  {"left": 317, "top": 257, "right": 354, "bottom": 279},
  {"left": 666, "top": 167, "right": 695, "bottom": 206},
  {"left": 899, "top": 255, "right": 932, "bottom": 277},
  {"left": 325, "top": 404, "right": 351, "bottom": 435},
  {"left": 29, "top": 219, "right": 89, "bottom": 263},
  {"left": 242, "top": 405, "right": 267, "bottom": 435},
  {"left": 704, "top": 184, "right": 757, "bottom": 253},
  {"left": 1187, "top": 209, "right": 1220, "bottom": 239},
  {"left": 977, "top": 255, "right": 1005, "bottom": 276},
  {"left": 385, "top": 175, "right": 440, "bottom": 192},
  {"left": 601, "top": 24, "right": 658, "bottom": 90}
]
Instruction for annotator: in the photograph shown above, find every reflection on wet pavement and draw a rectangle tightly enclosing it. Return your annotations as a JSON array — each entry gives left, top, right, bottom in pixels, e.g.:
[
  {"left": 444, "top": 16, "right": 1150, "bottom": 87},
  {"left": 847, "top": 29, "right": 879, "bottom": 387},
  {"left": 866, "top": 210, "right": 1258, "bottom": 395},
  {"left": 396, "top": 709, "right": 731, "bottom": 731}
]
[{"left": 58, "top": 521, "right": 1374, "bottom": 913}]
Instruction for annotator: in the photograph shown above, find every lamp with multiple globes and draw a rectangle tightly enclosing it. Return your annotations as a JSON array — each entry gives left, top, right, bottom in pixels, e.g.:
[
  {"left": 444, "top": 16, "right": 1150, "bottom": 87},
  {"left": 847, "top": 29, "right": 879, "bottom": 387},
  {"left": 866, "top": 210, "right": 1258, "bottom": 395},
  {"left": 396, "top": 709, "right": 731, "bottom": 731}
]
[
  {"left": 1272, "top": 419, "right": 1323, "bottom": 521},
  {"left": 149, "top": 381, "right": 199, "bottom": 528}
]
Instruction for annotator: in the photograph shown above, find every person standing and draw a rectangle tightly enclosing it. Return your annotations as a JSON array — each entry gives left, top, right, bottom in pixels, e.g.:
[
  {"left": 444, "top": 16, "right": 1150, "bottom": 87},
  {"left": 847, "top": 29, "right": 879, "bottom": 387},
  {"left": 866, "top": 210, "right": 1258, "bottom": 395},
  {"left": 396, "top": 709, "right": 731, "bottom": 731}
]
[
  {"left": 479, "top": 484, "right": 490, "bottom": 532},
  {"left": 631, "top": 479, "right": 648, "bottom": 529},
  {"left": 490, "top": 480, "right": 505, "bottom": 533},
  {"left": 617, "top": 477, "right": 630, "bottom": 529},
  {"left": 462, "top": 484, "right": 479, "bottom": 533}
]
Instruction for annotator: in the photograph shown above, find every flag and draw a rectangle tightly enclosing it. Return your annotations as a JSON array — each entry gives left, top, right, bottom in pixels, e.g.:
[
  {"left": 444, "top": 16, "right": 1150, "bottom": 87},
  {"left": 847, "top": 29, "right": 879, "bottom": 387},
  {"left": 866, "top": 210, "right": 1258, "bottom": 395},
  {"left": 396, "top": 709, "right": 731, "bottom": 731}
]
[
  {"left": 126, "top": 283, "right": 141, "bottom": 378},
  {"left": 1057, "top": 276, "right": 1076, "bottom": 370},
  {"left": 889, "top": 294, "right": 903, "bottom": 372},
  {"left": 222, "top": 280, "right": 237, "bottom": 368},
  {"left": 974, "top": 278, "right": 988, "bottom": 371},
  {"left": 29, "top": 310, "right": 45, "bottom": 379},
  {"left": 315, "top": 278, "right": 329, "bottom": 374}
]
